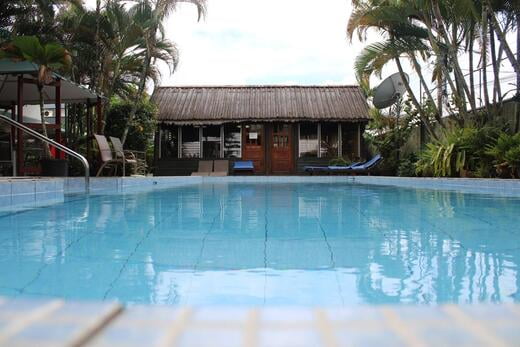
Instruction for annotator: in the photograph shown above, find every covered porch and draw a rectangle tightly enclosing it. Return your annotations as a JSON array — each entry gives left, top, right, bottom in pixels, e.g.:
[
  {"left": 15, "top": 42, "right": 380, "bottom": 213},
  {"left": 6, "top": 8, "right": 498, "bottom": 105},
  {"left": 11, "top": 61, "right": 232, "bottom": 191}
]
[{"left": 0, "top": 60, "right": 103, "bottom": 176}]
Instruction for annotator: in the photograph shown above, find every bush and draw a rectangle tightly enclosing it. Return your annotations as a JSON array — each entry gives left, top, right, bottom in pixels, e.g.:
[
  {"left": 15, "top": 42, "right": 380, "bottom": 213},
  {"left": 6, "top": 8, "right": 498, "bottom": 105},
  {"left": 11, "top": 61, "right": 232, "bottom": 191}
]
[
  {"left": 416, "top": 126, "right": 500, "bottom": 177},
  {"left": 397, "top": 153, "right": 418, "bottom": 177},
  {"left": 329, "top": 157, "right": 349, "bottom": 166},
  {"left": 104, "top": 97, "right": 157, "bottom": 152},
  {"left": 485, "top": 133, "right": 520, "bottom": 178}
]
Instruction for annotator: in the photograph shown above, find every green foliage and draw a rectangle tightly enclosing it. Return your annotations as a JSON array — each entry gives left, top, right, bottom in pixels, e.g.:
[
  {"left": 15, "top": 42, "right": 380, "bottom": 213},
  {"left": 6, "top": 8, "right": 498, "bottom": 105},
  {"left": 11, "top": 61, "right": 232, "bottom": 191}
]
[
  {"left": 104, "top": 97, "right": 157, "bottom": 152},
  {"left": 364, "top": 102, "right": 418, "bottom": 175},
  {"left": 416, "top": 126, "right": 500, "bottom": 177},
  {"left": 397, "top": 153, "right": 418, "bottom": 177},
  {"left": 485, "top": 133, "right": 520, "bottom": 178},
  {"left": 329, "top": 157, "right": 349, "bottom": 166}
]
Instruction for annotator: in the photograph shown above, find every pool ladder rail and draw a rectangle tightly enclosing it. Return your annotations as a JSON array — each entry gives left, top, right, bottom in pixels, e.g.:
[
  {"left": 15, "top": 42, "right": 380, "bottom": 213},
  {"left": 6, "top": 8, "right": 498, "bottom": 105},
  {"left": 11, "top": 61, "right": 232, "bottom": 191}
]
[{"left": 0, "top": 113, "right": 90, "bottom": 193}]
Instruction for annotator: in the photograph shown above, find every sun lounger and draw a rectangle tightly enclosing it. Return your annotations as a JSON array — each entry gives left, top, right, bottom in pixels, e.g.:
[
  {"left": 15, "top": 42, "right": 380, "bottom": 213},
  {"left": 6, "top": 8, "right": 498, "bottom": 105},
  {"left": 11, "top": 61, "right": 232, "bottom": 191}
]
[
  {"left": 210, "top": 160, "right": 229, "bottom": 176},
  {"left": 304, "top": 162, "right": 360, "bottom": 175},
  {"left": 349, "top": 154, "right": 382, "bottom": 174},
  {"left": 191, "top": 160, "right": 213, "bottom": 176},
  {"left": 233, "top": 160, "right": 254, "bottom": 174}
]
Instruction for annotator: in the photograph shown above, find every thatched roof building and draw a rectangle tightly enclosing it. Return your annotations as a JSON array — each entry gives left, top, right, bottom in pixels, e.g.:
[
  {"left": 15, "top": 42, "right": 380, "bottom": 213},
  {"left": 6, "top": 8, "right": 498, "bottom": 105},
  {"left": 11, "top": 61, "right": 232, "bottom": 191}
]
[
  {"left": 153, "top": 85, "right": 370, "bottom": 176},
  {"left": 152, "top": 85, "right": 369, "bottom": 125}
]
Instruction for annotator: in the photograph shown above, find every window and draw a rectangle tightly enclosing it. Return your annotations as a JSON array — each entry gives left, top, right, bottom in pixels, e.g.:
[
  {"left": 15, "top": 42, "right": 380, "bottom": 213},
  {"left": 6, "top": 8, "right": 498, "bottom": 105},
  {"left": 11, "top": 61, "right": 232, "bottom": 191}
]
[
  {"left": 341, "top": 124, "right": 359, "bottom": 160},
  {"left": 181, "top": 126, "right": 200, "bottom": 158},
  {"left": 160, "top": 125, "right": 178, "bottom": 159},
  {"left": 245, "top": 124, "right": 262, "bottom": 145},
  {"left": 202, "top": 125, "right": 221, "bottom": 158},
  {"left": 320, "top": 123, "right": 339, "bottom": 158},
  {"left": 298, "top": 123, "right": 318, "bottom": 157},
  {"left": 224, "top": 124, "right": 241, "bottom": 158}
]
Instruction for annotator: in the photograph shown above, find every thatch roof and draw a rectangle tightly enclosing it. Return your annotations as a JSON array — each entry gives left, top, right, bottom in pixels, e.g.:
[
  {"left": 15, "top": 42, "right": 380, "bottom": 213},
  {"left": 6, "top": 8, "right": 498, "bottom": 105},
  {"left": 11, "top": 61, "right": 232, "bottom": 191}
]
[
  {"left": 0, "top": 60, "right": 102, "bottom": 105},
  {"left": 152, "top": 85, "right": 369, "bottom": 125}
]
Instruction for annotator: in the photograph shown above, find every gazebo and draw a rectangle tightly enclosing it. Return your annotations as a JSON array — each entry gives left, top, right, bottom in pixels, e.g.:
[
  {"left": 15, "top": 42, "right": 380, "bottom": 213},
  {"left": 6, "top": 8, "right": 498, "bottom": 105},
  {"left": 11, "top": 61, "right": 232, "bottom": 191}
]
[{"left": 0, "top": 60, "right": 103, "bottom": 176}]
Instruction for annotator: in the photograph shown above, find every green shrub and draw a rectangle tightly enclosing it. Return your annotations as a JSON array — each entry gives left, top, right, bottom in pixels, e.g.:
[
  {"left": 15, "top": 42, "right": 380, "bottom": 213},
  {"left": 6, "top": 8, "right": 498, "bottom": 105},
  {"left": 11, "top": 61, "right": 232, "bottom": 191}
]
[
  {"left": 104, "top": 97, "right": 157, "bottom": 152},
  {"left": 416, "top": 126, "right": 499, "bottom": 177},
  {"left": 485, "top": 133, "right": 520, "bottom": 178},
  {"left": 397, "top": 153, "right": 418, "bottom": 177},
  {"left": 329, "top": 157, "right": 349, "bottom": 166}
]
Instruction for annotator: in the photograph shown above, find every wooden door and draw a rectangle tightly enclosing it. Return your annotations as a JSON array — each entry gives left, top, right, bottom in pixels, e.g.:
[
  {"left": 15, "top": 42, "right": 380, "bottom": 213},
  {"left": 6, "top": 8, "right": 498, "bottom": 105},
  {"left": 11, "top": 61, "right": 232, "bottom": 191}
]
[
  {"left": 242, "top": 124, "right": 265, "bottom": 173},
  {"left": 270, "top": 123, "right": 293, "bottom": 174}
]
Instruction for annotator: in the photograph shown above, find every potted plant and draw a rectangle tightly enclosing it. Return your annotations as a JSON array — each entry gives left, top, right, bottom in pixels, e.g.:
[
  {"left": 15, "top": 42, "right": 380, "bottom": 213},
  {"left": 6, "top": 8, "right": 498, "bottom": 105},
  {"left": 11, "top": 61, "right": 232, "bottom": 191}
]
[{"left": 0, "top": 36, "right": 72, "bottom": 176}]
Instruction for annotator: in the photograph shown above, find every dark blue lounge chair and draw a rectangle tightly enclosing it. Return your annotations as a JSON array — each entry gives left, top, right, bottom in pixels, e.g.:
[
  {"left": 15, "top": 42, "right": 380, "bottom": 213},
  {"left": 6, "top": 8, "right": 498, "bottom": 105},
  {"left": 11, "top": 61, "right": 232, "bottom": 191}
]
[
  {"left": 304, "top": 162, "right": 360, "bottom": 175},
  {"left": 233, "top": 160, "right": 255, "bottom": 174},
  {"left": 349, "top": 154, "right": 382, "bottom": 173}
]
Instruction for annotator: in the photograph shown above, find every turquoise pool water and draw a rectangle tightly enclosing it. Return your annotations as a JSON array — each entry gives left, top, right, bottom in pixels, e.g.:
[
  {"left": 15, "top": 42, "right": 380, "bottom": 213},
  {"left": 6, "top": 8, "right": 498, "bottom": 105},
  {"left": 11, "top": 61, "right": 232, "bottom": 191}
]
[{"left": 0, "top": 182, "right": 519, "bottom": 306}]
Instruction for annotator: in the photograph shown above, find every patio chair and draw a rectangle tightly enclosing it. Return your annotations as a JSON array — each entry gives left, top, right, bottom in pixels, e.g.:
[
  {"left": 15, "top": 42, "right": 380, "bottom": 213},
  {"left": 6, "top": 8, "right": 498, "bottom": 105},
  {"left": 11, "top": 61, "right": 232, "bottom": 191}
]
[
  {"left": 109, "top": 136, "right": 146, "bottom": 176},
  {"left": 191, "top": 160, "right": 213, "bottom": 176},
  {"left": 233, "top": 160, "right": 255, "bottom": 174},
  {"left": 210, "top": 160, "right": 229, "bottom": 176},
  {"left": 94, "top": 134, "right": 128, "bottom": 177},
  {"left": 349, "top": 154, "right": 383, "bottom": 175},
  {"left": 304, "top": 162, "right": 360, "bottom": 175}
]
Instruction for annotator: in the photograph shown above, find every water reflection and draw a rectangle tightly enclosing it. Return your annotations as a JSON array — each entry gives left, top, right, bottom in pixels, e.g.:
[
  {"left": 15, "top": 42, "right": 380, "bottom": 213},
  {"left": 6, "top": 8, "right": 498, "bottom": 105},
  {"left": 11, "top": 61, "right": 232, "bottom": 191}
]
[{"left": 0, "top": 183, "right": 519, "bottom": 305}]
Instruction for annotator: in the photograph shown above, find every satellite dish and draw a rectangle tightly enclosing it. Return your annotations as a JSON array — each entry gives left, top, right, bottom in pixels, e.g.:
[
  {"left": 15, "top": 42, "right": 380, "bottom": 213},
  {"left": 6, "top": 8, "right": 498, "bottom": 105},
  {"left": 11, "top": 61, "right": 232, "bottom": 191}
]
[{"left": 372, "top": 72, "right": 409, "bottom": 109}]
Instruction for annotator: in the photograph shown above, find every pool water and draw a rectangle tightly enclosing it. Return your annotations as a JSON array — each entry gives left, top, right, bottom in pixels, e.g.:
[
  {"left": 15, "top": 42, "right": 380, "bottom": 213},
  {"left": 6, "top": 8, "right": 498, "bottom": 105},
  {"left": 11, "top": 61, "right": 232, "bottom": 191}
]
[{"left": 0, "top": 182, "right": 519, "bottom": 306}]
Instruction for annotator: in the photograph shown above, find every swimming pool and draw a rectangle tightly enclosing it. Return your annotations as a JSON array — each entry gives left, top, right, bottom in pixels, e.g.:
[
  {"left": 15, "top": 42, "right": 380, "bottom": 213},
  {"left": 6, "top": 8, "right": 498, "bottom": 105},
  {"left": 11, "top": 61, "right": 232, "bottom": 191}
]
[{"left": 0, "top": 180, "right": 519, "bottom": 306}]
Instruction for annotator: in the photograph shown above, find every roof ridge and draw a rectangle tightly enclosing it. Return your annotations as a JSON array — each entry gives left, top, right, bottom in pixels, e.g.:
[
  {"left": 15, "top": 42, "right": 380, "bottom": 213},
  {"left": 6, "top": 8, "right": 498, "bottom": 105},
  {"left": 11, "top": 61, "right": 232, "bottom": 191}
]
[{"left": 156, "top": 85, "right": 361, "bottom": 89}]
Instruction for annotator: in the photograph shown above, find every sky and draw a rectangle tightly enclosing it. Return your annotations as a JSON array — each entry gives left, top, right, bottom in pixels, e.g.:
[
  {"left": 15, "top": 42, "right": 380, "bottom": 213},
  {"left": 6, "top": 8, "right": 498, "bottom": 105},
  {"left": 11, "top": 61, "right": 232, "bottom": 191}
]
[{"left": 159, "top": 0, "right": 367, "bottom": 86}]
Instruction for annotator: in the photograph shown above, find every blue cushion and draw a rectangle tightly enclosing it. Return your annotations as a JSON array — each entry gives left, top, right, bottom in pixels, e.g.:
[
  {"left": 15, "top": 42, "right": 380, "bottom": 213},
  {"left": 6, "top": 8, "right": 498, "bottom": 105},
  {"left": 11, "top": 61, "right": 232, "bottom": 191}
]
[{"left": 233, "top": 161, "right": 254, "bottom": 170}]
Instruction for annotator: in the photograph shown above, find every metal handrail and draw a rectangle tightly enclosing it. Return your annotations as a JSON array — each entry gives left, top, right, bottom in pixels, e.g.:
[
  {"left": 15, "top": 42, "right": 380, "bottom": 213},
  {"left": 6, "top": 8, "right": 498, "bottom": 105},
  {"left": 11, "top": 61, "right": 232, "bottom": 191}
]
[{"left": 0, "top": 114, "right": 89, "bottom": 192}]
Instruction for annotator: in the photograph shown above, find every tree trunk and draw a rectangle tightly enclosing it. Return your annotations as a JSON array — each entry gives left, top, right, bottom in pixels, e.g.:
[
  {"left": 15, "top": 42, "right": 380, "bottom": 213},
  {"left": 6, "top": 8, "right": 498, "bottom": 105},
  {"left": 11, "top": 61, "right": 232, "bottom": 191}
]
[
  {"left": 469, "top": 24, "right": 475, "bottom": 105},
  {"left": 431, "top": 0, "right": 476, "bottom": 111},
  {"left": 489, "top": 18, "right": 501, "bottom": 106},
  {"left": 422, "top": 16, "right": 467, "bottom": 120},
  {"left": 100, "top": 58, "right": 122, "bottom": 134},
  {"left": 38, "top": 86, "right": 52, "bottom": 158},
  {"left": 516, "top": 12, "right": 520, "bottom": 133},
  {"left": 486, "top": 1, "right": 520, "bottom": 76},
  {"left": 482, "top": 7, "right": 491, "bottom": 115},
  {"left": 121, "top": 49, "right": 151, "bottom": 145},
  {"left": 410, "top": 54, "right": 444, "bottom": 127},
  {"left": 394, "top": 57, "right": 438, "bottom": 140}
]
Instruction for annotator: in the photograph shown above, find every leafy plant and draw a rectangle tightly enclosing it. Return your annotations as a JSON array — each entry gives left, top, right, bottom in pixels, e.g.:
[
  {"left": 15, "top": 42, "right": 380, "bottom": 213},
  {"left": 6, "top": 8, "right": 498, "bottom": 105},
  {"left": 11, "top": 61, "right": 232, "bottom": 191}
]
[
  {"left": 329, "top": 157, "right": 349, "bottom": 166},
  {"left": 397, "top": 153, "right": 418, "bottom": 177},
  {"left": 416, "top": 126, "right": 499, "bottom": 177},
  {"left": 104, "top": 97, "right": 157, "bottom": 152},
  {"left": 485, "top": 133, "right": 520, "bottom": 178}
]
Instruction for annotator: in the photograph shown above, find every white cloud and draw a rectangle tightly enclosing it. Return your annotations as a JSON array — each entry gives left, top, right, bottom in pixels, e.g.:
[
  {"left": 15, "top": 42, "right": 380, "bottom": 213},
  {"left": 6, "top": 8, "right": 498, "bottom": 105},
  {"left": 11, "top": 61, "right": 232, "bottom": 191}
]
[{"left": 158, "top": 0, "right": 369, "bottom": 86}]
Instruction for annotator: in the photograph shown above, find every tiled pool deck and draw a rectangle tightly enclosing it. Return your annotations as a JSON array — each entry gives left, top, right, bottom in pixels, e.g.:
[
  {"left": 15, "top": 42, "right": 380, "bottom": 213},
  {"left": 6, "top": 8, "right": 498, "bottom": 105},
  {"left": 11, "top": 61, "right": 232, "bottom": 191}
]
[{"left": 0, "top": 298, "right": 519, "bottom": 347}]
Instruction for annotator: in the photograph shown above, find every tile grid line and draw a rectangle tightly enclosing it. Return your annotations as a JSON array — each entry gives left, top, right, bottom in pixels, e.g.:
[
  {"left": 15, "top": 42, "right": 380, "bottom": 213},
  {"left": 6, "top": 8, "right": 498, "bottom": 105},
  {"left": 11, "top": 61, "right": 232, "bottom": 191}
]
[
  {"left": 243, "top": 309, "right": 259, "bottom": 347},
  {"left": 315, "top": 309, "right": 339, "bottom": 347},
  {"left": 0, "top": 300, "right": 64, "bottom": 344},
  {"left": 72, "top": 303, "right": 124, "bottom": 347},
  {"left": 158, "top": 307, "right": 193, "bottom": 347},
  {"left": 443, "top": 306, "right": 508, "bottom": 347},
  {"left": 380, "top": 307, "right": 427, "bottom": 347}
]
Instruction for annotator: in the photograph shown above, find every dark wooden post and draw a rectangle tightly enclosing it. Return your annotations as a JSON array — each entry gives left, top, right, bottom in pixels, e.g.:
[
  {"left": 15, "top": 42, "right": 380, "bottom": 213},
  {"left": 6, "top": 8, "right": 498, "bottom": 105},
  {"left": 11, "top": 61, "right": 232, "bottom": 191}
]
[
  {"left": 86, "top": 101, "right": 92, "bottom": 163},
  {"left": 96, "top": 97, "right": 103, "bottom": 134},
  {"left": 10, "top": 103, "right": 16, "bottom": 175},
  {"left": 55, "top": 79, "right": 62, "bottom": 158},
  {"left": 16, "top": 75, "right": 24, "bottom": 176}
]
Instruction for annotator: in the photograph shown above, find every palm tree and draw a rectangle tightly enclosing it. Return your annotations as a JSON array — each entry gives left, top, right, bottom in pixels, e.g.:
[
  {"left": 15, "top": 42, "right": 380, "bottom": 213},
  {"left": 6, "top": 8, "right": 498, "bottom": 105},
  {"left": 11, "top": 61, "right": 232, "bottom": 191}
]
[
  {"left": 0, "top": 36, "right": 71, "bottom": 157},
  {"left": 120, "top": 0, "right": 206, "bottom": 145}
]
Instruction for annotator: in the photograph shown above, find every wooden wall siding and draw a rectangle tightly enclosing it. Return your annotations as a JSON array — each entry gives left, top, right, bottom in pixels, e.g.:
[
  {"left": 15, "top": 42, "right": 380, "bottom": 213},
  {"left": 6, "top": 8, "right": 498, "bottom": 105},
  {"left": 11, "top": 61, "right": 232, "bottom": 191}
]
[{"left": 153, "top": 86, "right": 370, "bottom": 125}]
